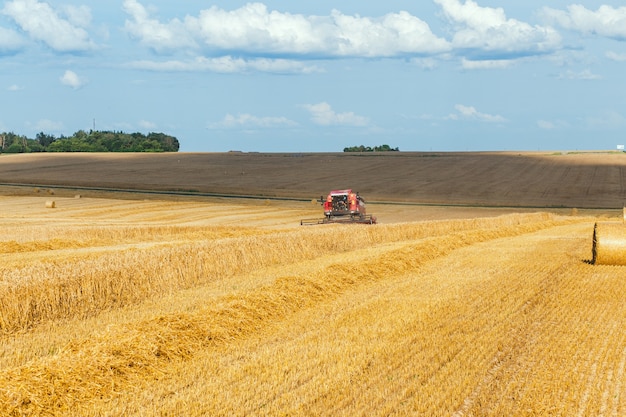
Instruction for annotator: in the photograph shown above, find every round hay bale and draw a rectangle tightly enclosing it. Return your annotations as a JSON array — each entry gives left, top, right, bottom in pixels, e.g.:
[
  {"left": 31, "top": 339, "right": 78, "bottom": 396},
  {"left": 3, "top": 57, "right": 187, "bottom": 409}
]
[
  {"left": 45, "top": 200, "right": 56, "bottom": 209},
  {"left": 74, "top": 194, "right": 81, "bottom": 199},
  {"left": 592, "top": 222, "right": 626, "bottom": 265}
]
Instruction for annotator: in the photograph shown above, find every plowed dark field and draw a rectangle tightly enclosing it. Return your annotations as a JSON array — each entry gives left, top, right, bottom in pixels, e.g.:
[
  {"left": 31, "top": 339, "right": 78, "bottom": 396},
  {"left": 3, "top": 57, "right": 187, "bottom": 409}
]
[{"left": 1, "top": 151, "right": 626, "bottom": 208}]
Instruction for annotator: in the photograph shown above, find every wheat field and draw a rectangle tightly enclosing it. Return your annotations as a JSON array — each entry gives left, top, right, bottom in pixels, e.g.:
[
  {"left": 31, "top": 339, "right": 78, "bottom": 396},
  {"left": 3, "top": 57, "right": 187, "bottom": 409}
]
[{"left": 0, "top": 194, "right": 625, "bottom": 416}]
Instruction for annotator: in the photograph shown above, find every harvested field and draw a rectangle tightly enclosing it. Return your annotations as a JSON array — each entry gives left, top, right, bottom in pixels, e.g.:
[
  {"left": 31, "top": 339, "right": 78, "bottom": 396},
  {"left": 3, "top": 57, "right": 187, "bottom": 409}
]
[{"left": 0, "top": 193, "right": 625, "bottom": 416}]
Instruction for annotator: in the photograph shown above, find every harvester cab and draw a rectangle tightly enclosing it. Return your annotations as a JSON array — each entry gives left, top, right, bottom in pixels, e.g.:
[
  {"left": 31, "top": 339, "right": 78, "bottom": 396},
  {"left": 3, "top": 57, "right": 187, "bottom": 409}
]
[{"left": 301, "top": 189, "right": 376, "bottom": 225}]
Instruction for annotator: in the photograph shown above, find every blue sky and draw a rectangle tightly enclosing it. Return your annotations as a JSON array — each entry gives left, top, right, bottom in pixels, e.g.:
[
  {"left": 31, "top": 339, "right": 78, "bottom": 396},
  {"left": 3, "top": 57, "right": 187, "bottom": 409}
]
[{"left": 1, "top": 0, "right": 626, "bottom": 152}]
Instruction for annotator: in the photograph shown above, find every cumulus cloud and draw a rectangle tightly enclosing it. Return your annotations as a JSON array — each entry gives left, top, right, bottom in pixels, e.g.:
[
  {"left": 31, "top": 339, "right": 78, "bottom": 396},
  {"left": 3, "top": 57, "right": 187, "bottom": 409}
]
[
  {"left": 7, "top": 84, "right": 23, "bottom": 91},
  {"left": 558, "top": 69, "right": 602, "bottom": 80},
  {"left": 30, "top": 118, "right": 64, "bottom": 132},
  {"left": 447, "top": 104, "right": 507, "bottom": 123},
  {"left": 435, "top": 0, "right": 561, "bottom": 60},
  {"left": 62, "top": 4, "right": 92, "bottom": 29},
  {"left": 540, "top": 5, "right": 626, "bottom": 41},
  {"left": 303, "top": 102, "right": 369, "bottom": 127},
  {"left": 138, "top": 120, "right": 156, "bottom": 129},
  {"left": 122, "top": 0, "right": 195, "bottom": 51},
  {"left": 537, "top": 119, "right": 569, "bottom": 130},
  {"left": 128, "top": 56, "right": 322, "bottom": 74},
  {"left": 0, "top": 26, "right": 26, "bottom": 53},
  {"left": 411, "top": 57, "right": 438, "bottom": 70},
  {"left": 585, "top": 111, "right": 625, "bottom": 129},
  {"left": 123, "top": 1, "right": 450, "bottom": 58},
  {"left": 2, "top": 0, "right": 95, "bottom": 52},
  {"left": 209, "top": 113, "right": 297, "bottom": 129},
  {"left": 60, "top": 70, "right": 87, "bottom": 89},
  {"left": 606, "top": 51, "right": 626, "bottom": 62},
  {"left": 461, "top": 58, "right": 515, "bottom": 70}
]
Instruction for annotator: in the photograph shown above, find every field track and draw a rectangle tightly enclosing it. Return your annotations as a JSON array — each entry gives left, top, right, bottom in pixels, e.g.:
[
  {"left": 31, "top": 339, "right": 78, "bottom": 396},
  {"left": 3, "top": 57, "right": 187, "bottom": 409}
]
[{"left": 0, "top": 194, "right": 625, "bottom": 416}]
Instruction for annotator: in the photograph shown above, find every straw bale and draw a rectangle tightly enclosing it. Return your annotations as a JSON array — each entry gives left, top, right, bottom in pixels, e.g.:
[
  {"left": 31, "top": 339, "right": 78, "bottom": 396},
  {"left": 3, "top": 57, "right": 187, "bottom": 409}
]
[
  {"left": 592, "top": 222, "right": 626, "bottom": 265},
  {"left": 45, "top": 200, "right": 56, "bottom": 208}
]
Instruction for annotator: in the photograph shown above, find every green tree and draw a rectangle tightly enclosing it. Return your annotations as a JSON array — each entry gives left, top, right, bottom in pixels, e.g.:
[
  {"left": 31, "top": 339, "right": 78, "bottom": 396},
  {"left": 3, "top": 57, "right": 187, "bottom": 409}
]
[
  {"left": 36, "top": 132, "right": 55, "bottom": 148},
  {"left": 0, "top": 130, "right": 180, "bottom": 153},
  {"left": 343, "top": 144, "right": 399, "bottom": 152},
  {"left": 5, "top": 142, "right": 26, "bottom": 153}
]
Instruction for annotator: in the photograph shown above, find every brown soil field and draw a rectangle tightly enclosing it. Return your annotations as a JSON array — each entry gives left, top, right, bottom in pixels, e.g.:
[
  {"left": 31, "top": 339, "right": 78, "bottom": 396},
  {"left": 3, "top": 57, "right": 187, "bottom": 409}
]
[
  {"left": 2, "top": 151, "right": 626, "bottom": 209},
  {"left": 1, "top": 152, "right": 625, "bottom": 416}
]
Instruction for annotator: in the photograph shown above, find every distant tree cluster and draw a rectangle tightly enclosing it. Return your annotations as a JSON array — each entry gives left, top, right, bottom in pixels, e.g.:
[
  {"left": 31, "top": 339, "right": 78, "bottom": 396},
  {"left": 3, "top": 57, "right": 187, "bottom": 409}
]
[
  {"left": 0, "top": 130, "right": 180, "bottom": 153},
  {"left": 343, "top": 144, "right": 399, "bottom": 152}
]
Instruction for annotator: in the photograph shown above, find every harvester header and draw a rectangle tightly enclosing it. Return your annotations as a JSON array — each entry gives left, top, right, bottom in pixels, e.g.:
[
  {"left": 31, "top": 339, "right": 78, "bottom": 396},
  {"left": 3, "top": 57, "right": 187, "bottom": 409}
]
[{"left": 301, "top": 189, "right": 377, "bottom": 225}]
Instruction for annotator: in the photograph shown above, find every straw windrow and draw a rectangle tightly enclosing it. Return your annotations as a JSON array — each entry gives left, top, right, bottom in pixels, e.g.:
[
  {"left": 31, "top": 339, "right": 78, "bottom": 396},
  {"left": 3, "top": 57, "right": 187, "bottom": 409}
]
[{"left": 0, "top": 213, "right": 568, "bottom": 334}]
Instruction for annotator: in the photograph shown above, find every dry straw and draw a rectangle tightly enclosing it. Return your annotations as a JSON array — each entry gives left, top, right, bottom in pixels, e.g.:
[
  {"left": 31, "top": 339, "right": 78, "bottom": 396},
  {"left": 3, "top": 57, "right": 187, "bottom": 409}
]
[
  {"left": 0, "top": 213, "right": 578, "bottom": 335},
  {"left": 592, "top": 222, "right": 626, "bottom": 265},
  {"left": 45, "top": 200, "right": 55, "bottom": 208},
  {"left": 0, "top": 213, "right": 584, "bottom": 415}
]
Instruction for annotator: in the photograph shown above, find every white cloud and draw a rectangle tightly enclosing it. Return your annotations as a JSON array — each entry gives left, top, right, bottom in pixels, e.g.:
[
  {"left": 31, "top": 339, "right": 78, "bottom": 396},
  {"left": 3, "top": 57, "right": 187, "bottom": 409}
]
[
  {"left": 541, "top": 5, "right": 626, "bottom": 41},
  {"left": 586, "top": 111, "right": 625, "bottom": 129},
  {"left": 123, "top": 1, "right": 450, "bottom": 58},
  {"left": 537, "top": 119, "right": 569, "bottom": 130},
  {"left": 122, "top": 0, "right": 195, "bottom": 51},
  {"left": 7, "top": 84, "right": 22, "bottom": 91},
  {"left": 62, "top": 4, "right": 92, "bottom": 29},
  {"left": 303, "top": 102, "right": 369, "bottom": 127},
  {"left": 606, "top": 51, "right": 626, "bottom": 62},
  {"left": 0, "top": 26, "right": 26, "bottom": 53},
  {"left": 251, "top": 58, "right": 323, "bottom": 74},
  {"left": 30, "top": 119, "right": 64, "bottom": 132},
  {"left": 558, "top": 69, "right": 602, "bottom": 80},
  {"left": 209, "top": 113, "right": 297, "bottom": 129},
  {"left": 2, "top": 0, "right": 95, "bottom": 52},
  {"left": 128, "top": 56, "right": 322, "bottom": 74},
  {"left": 138, "top": 120, "right": 156, "bottom": 129},
  {"left": 435, "top": 0, "right": 561, "bottom": 59},
  {"left": 410, "top": 57, "right": 438, "bottom": 70},
  {"left": 60, "top": 70, "right": 87, "bottom": 89},
  {"left": 447, "top": 104, "right": 507, "bottom": 123},
  {"left": 461, "top": 58, "right": 515, "bottom": 70}
]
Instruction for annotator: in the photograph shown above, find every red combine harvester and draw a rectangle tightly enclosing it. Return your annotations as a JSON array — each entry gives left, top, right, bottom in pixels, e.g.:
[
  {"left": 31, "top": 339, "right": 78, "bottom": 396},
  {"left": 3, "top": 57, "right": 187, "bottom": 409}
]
[{"left": 300, "top": 189, "right": 377, "bottom": 225}]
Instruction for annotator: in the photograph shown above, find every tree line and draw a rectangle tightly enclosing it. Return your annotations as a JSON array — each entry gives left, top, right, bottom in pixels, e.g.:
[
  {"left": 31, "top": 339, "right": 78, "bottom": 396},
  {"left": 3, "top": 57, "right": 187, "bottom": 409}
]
[
  {"left": 0, "top": 130, "right": 180, "bottom": 153},
  {"left": 343, "top": 144, "right": 399, "bottom": 152}
]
